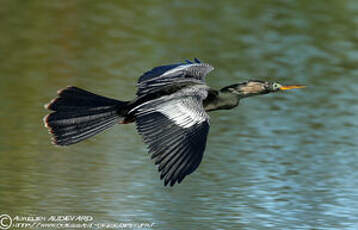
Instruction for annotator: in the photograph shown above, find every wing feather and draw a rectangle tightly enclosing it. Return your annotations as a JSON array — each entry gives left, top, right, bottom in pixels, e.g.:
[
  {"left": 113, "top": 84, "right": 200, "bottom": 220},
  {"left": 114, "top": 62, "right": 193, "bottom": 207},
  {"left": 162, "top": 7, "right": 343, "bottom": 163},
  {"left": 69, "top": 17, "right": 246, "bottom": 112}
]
[
  {"left": 136, "top": 59, "right": 214, "bottom": 96},
  {"left": 133, "top": 87, "right": 210, "bottom": 186}
]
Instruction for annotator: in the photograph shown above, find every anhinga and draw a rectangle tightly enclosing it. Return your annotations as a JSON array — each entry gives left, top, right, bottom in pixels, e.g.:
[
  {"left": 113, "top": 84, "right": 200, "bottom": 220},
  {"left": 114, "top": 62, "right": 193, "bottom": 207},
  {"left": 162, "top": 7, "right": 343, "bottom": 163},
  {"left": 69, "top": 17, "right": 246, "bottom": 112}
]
[{"left": 44, "top": 58, "right": 305, "bottom": 186}]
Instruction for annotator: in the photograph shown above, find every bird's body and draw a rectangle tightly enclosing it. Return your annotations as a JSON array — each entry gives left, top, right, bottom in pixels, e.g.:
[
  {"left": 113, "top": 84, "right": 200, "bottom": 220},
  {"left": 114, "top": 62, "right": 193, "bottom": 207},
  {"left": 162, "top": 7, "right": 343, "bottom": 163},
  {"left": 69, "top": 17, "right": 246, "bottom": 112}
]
[{"left": 44, "top": 58, "right": 304, "bottom": 186}]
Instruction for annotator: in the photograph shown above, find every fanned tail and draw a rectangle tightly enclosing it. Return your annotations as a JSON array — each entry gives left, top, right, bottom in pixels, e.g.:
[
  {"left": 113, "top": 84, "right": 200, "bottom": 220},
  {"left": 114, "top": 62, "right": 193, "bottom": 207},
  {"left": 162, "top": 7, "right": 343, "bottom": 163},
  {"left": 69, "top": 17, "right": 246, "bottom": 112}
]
[{"left": 43, "top": 86, "right": 129, "bottom": 146}]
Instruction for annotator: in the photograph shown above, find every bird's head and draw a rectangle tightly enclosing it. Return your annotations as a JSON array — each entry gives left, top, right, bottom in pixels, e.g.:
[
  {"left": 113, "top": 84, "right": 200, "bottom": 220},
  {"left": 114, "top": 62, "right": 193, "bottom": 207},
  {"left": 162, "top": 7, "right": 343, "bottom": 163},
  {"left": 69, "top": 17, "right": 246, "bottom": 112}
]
[{"left": 221, "top": 80, "right": 305, "bottom": 98}]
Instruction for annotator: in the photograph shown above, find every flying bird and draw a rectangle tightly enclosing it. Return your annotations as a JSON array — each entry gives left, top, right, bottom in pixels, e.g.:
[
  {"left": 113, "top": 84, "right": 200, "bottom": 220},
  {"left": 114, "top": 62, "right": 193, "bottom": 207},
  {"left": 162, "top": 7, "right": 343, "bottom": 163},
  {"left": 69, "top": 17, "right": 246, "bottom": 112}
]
[{"left": 43, "top": 58, "right": 305, "bottom": 186}]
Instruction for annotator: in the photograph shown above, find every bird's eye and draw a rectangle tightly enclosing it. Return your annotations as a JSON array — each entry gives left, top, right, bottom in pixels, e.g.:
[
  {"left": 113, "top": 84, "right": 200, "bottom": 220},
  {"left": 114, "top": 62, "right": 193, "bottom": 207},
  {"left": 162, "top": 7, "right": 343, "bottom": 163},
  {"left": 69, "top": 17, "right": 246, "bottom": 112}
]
[{"left": 272, "top": 83, "right": 281, "bottom": 90}]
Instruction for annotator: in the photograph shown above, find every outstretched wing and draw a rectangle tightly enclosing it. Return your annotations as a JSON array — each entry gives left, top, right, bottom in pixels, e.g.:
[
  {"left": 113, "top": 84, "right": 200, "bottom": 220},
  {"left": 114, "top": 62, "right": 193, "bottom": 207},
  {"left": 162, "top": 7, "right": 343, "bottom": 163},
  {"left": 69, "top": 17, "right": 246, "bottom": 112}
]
[
  {"left": 132, "top": 86, "right": 210, "bottom": 186},
  {"left": 137, "top": 58, "right": 214, "bottom": 96},
  {"left": 138, "top": 58, "right": 202, "bottom": 83}
]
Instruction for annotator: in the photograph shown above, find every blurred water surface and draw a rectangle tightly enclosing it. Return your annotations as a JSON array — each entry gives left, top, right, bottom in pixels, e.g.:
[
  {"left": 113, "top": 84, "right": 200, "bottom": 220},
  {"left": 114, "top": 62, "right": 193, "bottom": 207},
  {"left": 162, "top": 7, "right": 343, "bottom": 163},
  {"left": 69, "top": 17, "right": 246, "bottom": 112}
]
[{"left": 1, "top": 0, "right": 358, "bottom": 229}]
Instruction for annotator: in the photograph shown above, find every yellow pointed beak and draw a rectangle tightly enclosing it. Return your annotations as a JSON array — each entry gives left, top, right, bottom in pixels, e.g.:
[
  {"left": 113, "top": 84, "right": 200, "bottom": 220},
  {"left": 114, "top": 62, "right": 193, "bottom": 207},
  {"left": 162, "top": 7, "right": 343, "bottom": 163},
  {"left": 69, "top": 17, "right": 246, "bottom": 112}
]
[{"left": 279, "top": 85, "right": 306, "bottom": 90}]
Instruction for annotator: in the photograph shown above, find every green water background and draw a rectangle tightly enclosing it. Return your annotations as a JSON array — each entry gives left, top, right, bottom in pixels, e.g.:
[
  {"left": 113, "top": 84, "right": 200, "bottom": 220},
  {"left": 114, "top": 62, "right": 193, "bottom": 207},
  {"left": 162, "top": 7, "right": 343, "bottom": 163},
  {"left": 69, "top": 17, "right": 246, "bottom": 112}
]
[{"left": 1, "top": 1, "right": 358, "bottom": 229}]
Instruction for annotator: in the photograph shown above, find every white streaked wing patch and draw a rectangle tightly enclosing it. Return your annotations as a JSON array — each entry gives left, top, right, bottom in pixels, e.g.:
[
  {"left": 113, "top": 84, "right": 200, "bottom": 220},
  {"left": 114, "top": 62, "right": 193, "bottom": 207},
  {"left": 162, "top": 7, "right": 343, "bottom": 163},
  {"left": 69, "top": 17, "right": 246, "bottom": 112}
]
[
  {"left": 136, "top": 63, "right": 214, "bottom": 97},
  {"left": 160, "top": 64, "right": 190, "bottom": 77},
  {"left": 156, "top": 99, "right": 206, "bottom": 128},
  {"left": 159, "top": 63, "right": 214, "bottom": 79}
]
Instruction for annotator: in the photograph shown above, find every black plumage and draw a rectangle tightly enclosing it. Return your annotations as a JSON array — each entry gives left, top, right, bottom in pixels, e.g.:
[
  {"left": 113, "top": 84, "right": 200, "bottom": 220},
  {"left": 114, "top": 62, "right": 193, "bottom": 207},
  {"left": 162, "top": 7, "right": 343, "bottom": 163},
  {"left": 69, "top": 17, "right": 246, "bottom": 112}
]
[
  {"left": 136, "top": 111, "right": 209, "bottom": 186},
  {"left": 44, "top": 58, "right": 305, "bottom": 186}
]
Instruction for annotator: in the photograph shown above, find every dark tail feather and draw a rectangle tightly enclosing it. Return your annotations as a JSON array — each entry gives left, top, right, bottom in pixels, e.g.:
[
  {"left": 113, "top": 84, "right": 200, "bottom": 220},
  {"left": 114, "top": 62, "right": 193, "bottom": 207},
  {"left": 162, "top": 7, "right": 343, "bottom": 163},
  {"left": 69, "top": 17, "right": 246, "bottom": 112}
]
[{"left": 43, "top": 86, "right": 129, "bottom": 146}]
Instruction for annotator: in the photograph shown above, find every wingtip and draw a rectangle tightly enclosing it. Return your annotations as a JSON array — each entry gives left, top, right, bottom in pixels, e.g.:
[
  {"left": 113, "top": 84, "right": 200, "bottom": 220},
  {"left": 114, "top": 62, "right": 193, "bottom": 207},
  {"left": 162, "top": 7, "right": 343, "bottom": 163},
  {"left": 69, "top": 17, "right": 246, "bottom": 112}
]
[
  {"left": 162, "top": 175, "right": 177, "bottom": 187},
  {"left": 207, "top": 63, "right": 214, "bottom": 71},
  {"left": 164, "top": 179, "right": 174, "bottom": 187}
]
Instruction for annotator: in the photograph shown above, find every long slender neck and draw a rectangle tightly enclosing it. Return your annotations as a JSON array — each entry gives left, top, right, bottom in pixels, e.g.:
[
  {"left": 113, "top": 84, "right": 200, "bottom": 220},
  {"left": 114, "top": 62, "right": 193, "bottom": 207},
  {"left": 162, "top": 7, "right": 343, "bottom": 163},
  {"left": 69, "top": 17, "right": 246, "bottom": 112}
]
[{"left": 203, "top": 89, "right": 240, "bottom": 112}]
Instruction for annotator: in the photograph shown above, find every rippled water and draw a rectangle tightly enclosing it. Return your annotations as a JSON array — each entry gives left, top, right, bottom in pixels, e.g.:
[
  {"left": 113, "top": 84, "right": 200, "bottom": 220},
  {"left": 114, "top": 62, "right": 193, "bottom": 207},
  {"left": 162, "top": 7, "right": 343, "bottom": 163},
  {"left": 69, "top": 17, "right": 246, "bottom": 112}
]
[{"left": 1, "top": 1, "right": 358, "bottom": 229}]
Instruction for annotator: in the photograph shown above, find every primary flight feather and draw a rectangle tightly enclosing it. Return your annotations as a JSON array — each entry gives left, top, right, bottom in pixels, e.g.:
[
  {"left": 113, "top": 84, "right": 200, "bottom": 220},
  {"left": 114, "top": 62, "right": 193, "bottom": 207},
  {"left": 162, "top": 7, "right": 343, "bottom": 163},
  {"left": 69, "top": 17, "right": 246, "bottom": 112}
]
[{"left": 44, "top": 58, "right": 305, "bottom": 186}]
